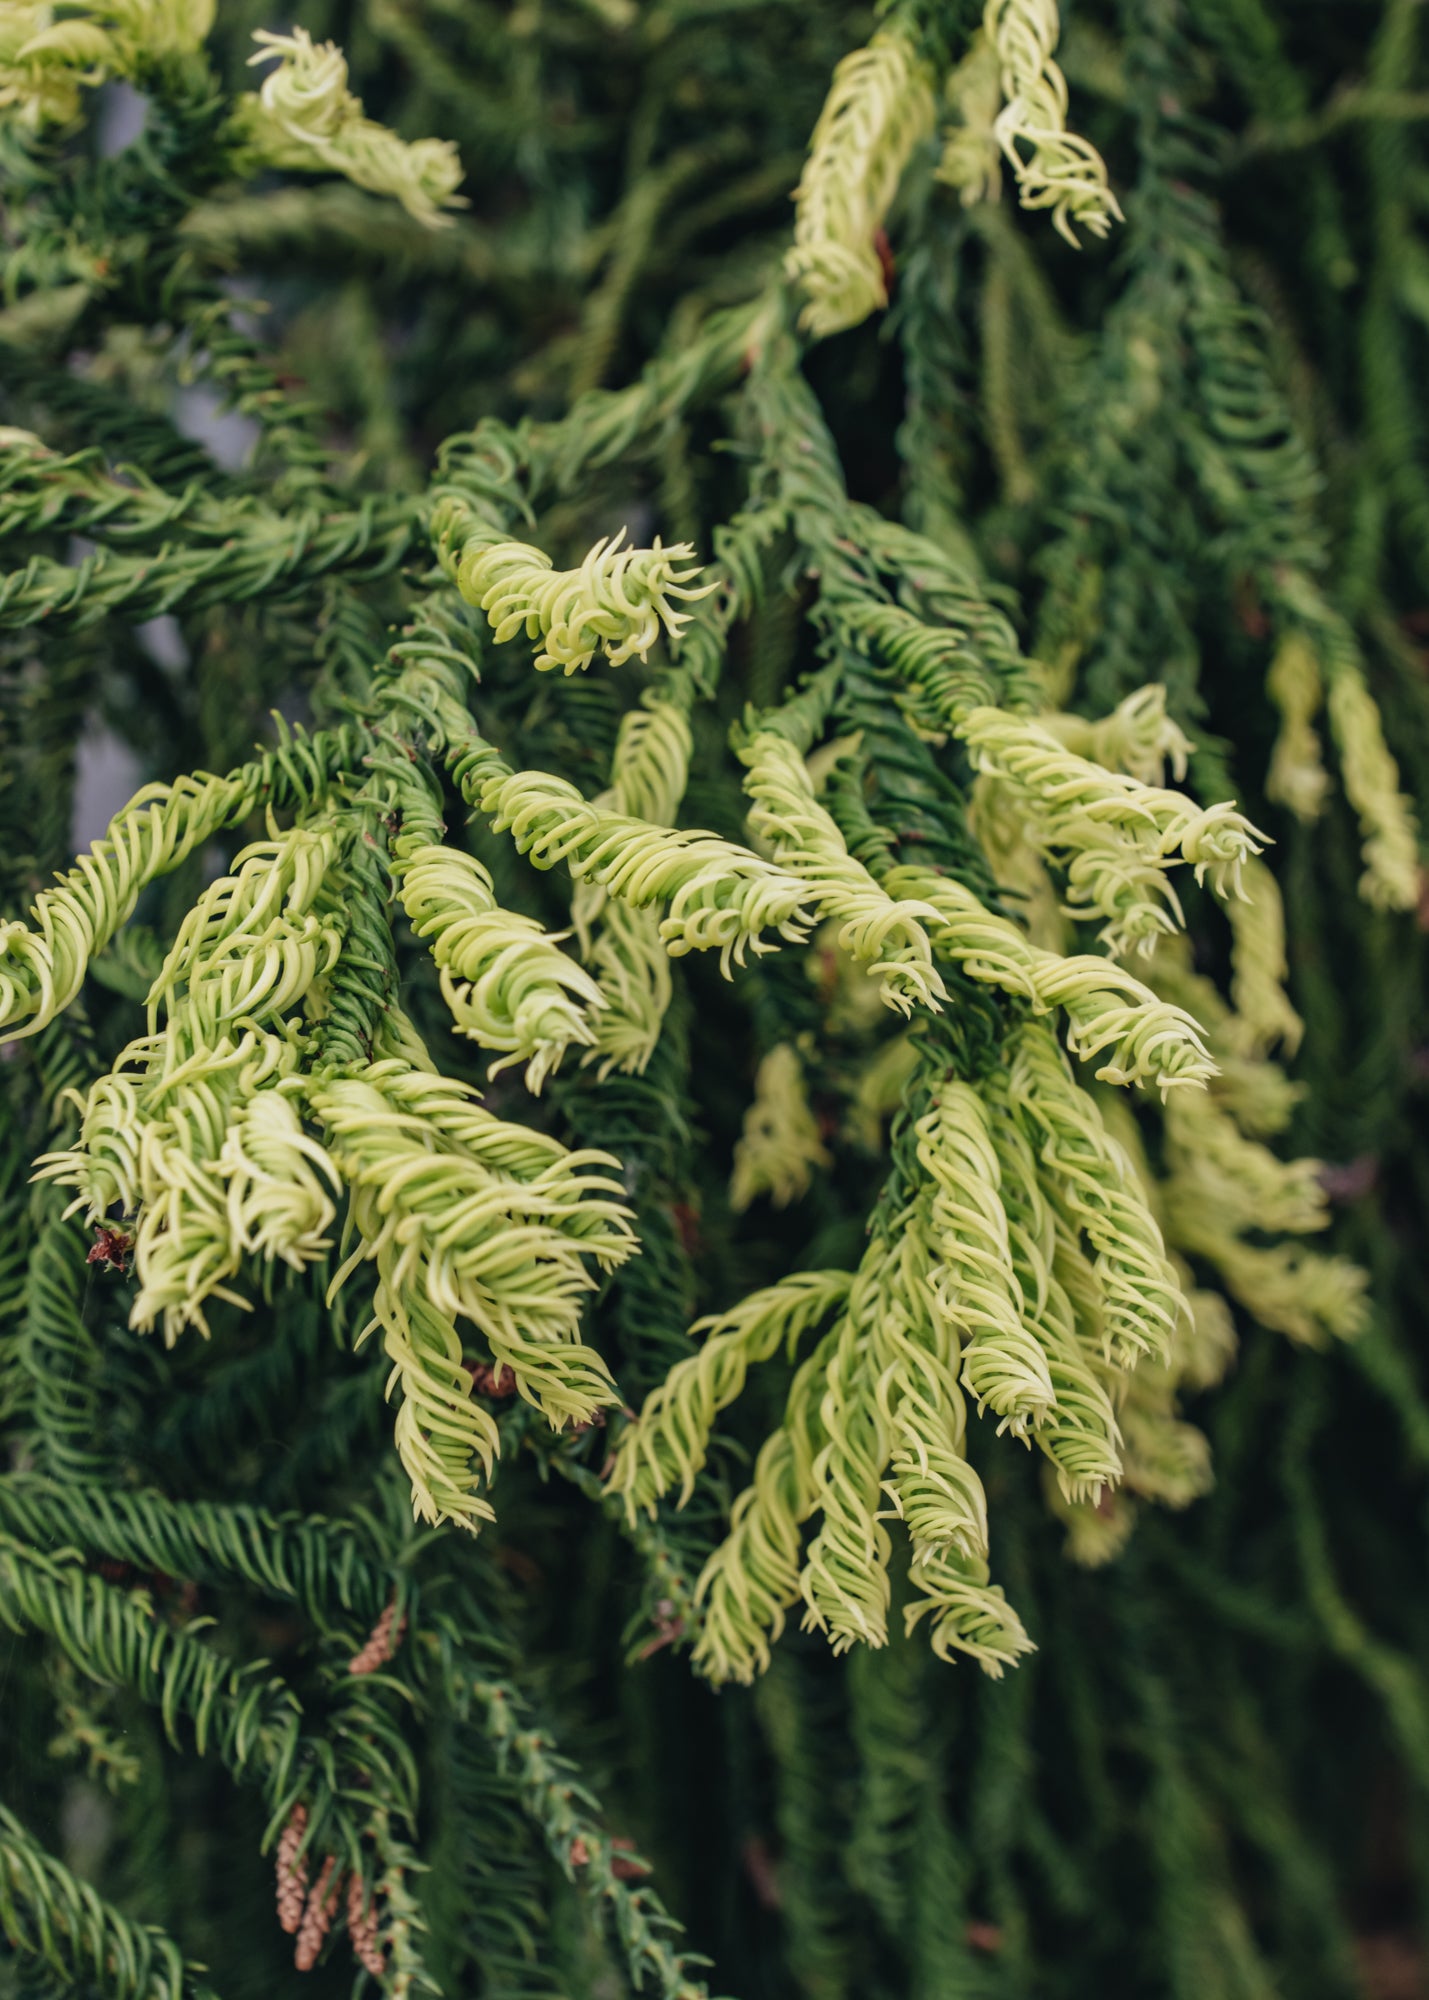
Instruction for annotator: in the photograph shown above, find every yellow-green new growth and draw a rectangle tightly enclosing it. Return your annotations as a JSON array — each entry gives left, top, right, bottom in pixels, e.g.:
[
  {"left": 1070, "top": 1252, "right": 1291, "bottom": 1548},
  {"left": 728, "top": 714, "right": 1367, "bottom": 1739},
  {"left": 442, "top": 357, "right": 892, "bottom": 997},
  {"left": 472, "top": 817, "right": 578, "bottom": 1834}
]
[
  {"left": 1268, "top": 598, "right": 1420, "bottom": 908},
  {"left": 316, "top": 1058, "right": 636, "bottom": 1528},
  {"left": 883, "top": 861, "right": 1215, "bottom": 1094},
  {"left": 1005, "top": 1021, "right": 1185, "bottom": 1368},
  {"left": 479, "top": 765, "right": 816, "bottom": 975},
  {"left": 1117, "top": 1375, "right": 1213, "bottom": 1510},
  {"left": 1265, "top": 631, "right": 1331, "bottom": 821},
  {"left": 36, "top": 824, "right": 344, "bottom": 1342},
  {"left": 990, "top": 1112, "right": 1123, "bottom": 1505},
  {"left": 937, "top": 32, "right": 1005, "bottom": 209},
  {"left": 982, "top": 0, "right": 1122, "bottom": 245},
  {"left": 692, "top": 1434, "right": 812, "bottom": 1686},
  {"left": 1157, "top": 1083, "right": 1369, "bottom": 1351},
  {"left": 1163, "top": 1088, "right": 1327, "bottom": 1237},
  {"left": 903, "top": 1541, "right": 1035, "bottom": 1675},
  {"left": 785, "top": 26, "right": 937, "bottom": 337},
  {"left": 867, "top": 1213, "right": 1033, "bottom": 1676},
  {"left": 1324, "top": 660, "right": 1421, "bottom": 913},
  {"left": 0, "top": 0, "right": 212, "bottom": 127},
  {"left": 798, "top": 1230, "right": 909, "bottom": 1652},
  {"left": 729, "top": 1044, "right": 832, "bottom": 1213},
  {"left": 0, "top": 766, "right": 267, "bottom": 1043},
  {"left": 672, "top": 1045, "right": 1186, "bottom": 1680},
  {"left": 597, "top": 698, "right": 693, "bottom": 828},
  {"left": 448, "top": 523, "right": 714, "bottom": 676},
  {"left": 147, "top": 825, "right": 341, "bottom": 1035},
  {"left": 1224, "top": 857, "right": 1303, "bottom": 1058},
  {"left": 237, "top": 29, "right": 465, "bottom": 227},
  {"left": 1039, "top": 684, "right": 1193, "bottom": 788},
  {"left": 915, "top": 1083, "right": 1055, "bottom": 1432},
  {"left": 394, "top": 839, "right": 602, "bottom": 1092},
  {"left": 683, "top": 1201, "right": 1035, "bottom": 1679},
  {"left": 958, "top": 702, "right": 1266, "bottom": 956},
  {"left": 875, "top": 1222, "right": 990, "bottom": 1563},
  {"left": 740, "top": 731, "right": 946, "bottom": 1017},
  {"left": 573, "top": 699, "right": 693, "bottom": 1077},
  {"left": 693, "top": 1333, "right": 832, "bottom": 1684},
  {"left": 1144, "top": 952, "right": 1308, "bottom": 1157},
  {"left": 607, "top": 1270, "right": 853, "bottom": 1513}
]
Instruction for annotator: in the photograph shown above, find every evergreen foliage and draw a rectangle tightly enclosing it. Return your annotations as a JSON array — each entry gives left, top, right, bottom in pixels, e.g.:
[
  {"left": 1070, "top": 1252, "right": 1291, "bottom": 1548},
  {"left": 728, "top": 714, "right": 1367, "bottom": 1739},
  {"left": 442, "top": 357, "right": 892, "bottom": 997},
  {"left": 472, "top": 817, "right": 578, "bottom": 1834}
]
[{"left": 2, "top": 2, "right": 1428, "bottom": 1996}]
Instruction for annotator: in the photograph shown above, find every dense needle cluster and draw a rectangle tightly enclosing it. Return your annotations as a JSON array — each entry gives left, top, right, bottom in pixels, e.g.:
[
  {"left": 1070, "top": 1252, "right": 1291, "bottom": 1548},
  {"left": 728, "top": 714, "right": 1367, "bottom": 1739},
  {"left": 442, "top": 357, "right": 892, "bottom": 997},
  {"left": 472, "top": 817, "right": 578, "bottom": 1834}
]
[{"left": 2, "top": 2, "right": 1427, "bottom": 1997}]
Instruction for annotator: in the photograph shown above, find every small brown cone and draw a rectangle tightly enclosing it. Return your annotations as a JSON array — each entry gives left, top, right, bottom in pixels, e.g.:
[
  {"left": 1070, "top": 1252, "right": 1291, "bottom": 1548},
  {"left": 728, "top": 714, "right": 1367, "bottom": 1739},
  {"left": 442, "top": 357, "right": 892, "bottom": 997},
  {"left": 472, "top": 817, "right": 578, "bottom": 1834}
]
[
  {"left": 348, "top": 1600, "right": 408, "bottom": 1675},
  {"left": 347, "top": 1870, "right": 387, "bottom": 1979},
  {"left": 294, "top": 1856, "right": 342, "bottom": 1971},
  {"left": 275, "top": 1806, "right": 309, "bottom": 1936}
]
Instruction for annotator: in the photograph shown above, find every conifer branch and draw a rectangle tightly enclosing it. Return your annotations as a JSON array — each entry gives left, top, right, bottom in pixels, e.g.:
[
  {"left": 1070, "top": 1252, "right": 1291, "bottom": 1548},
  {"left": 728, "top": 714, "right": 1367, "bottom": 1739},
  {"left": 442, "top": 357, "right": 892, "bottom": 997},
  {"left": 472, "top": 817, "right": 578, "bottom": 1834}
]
[
  {"left": 785, "top": 24, "right": 938, "bottom": 336},
  {"left": 0, "top": 1804, "right": 219, "bottom": 2000}
]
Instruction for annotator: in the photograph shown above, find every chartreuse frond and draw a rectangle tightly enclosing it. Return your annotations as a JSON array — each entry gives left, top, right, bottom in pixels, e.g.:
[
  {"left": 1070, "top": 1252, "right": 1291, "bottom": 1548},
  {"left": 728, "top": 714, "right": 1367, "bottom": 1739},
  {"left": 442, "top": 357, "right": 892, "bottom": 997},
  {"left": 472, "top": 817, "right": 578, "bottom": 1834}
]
[
  {"left": 576, "top": 893, "right": 673, "bottom": 1080},
  {"left": 1005, "top": 1021, "right": 1184, "bottom": 1369},
  {"left": 663, "top": 994, "right": 1221, "bottom": 1681},
  {"left": 1168, "top": 1231, "right": 1369, "bottom": 1349},
  {"left": 989, "top": 1109, "right": 1122, "bottom": 1505},
  {"left": 870, "top": 1214, "right": 1033, "bottom": 1676},
  {"left": 0, "top": 0, "right": 213, "bottom": 128},
  {"left": 1324, "top": 651, "right": 1421, "bottom": 912},
  {"left": 146, "top": 823, "right": 342, "bottom": 1034},
  {"left": 1093, "top": 959, "right": 1368, "bottom": 1355},
  {"left": 884, "top": 860, "right": 1214, "bottom": 1093},
  {"left": 1264, "top": 583, "right": 1420, "bottom": 909},
  {"left": 957, "top": 702, "right": 1267, "bottom": 956},
  {"left": 436, "top": 500, "right": 714, "bottom": 675},
  {"left": 1159, "top": 1095, "right": 1369, "bottom": 1351},
  {"left": 1038, "top": 684, "right": 1193, "bottom": 788},
  {"left": 902, "top": 1540, "right": 1036, "bottom": 1675},
  {"left": 797, "top": 1237, "right": 901, "bottom": 1652},
  {"left": 36, "top": 821, "right": 346, "bottom": 1340},
  {"left": 692, "top": 1361, "right": 829, "bottom": 1686},
  {"left": 937, "top": 31, "right": 1004, "bottom": 208},
  {"left": 1224, "top": 858, "right": 1304, "bottom": 1058},
  {"left": 967, "top": 769, "right": 1069, "bottom": 952},
  {"left": 0, "top": 761, "right": 291, "bottom": 1043},
  {"left": 1045, "top": 1476, "right": 1138, "bottom": 1569},
  {"left": 235, "top": 28, "right": 465, "bottom": 227},
  {"left": 394, "top": 834, "right": 603, "bottom": 1092},
  {"left": 1265, "top": 632, "right": 1331, "bottom": 821},
  {"left": 873, "top": 1222, "right": 988, "bottom": 1564},
  {"left": 785, "top": 23, "right": 937, "bottom": 337},
  {"left": 729, "top": 1044, "right": 832, "bottom": 1213},
  {"left": 914, "top": 1083, "right": 1054, "bottom": 1433},
  {"left": 1140, "top": 935, "right": 1306, "bottom": 1137},
  {"left": 1163, "top": 1088, "right": 1327, "bottom": 1238},
  {"left": 981, "top": 0, "right": 1122, "bottom": 245},
  {"left": 739, "top": 728, "right": 947, "bottom": 1017},
  {"left": 1117, "top": 1374, "right": 1214, "bottom": 1512},
  {"left": 574, "top": 697, "right": 694, "bottom": 1077},
  {"left": 607, "top": 1270, "right": 852, "bottom": 1513},
  {"left": 219, "top": 1088, "right": 342, "bottom": 1275},
  {"left": 0, "top": 7, "right": 86, "bottom": 126},
  {"left": 316, "top": 1057, "right": 635, "bottom": 1525},
  {"left": 681, "top": 1196, "right": 1033, "bottom": 1681},
  {"left": 1170, "top": 1274, "right": 1240, "bottom": 1396},
  {"left": 603, "top": 698, "right": 695, "bottom": 828},
  {"left": 32, "top": 776, "right": 635, "bottom": 1532},
  {"left": 478, "top": 763, "right": 817, "bottom": 974}
]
